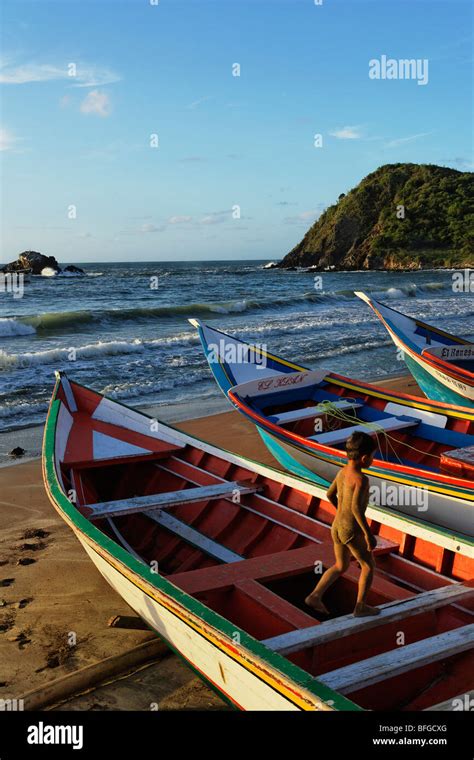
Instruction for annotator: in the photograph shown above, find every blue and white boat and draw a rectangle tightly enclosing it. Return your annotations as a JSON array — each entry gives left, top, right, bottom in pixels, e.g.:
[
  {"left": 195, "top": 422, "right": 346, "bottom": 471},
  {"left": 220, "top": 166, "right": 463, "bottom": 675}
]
[
  {"left": 190, "top": 319, "right": 474, "bottom": 537},
  {"left": 355, "top": 292, "right": 474, "bottom": 408}
]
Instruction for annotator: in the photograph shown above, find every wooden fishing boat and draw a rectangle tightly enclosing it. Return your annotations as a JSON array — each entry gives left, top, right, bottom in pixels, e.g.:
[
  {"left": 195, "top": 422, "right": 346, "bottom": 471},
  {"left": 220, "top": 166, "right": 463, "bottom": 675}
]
[
  {"left": 355, "top": 292, "right": 474, "bottom": 408},
  {"left": 191, "top": 319, "right": 474, "bottom": 536},
  {"left": 43, "top": 372, "right": 474, "bottom": 711}
]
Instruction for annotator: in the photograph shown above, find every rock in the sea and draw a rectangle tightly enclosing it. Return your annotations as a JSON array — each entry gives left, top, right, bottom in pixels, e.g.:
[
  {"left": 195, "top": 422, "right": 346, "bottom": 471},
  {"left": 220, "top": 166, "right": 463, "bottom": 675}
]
[
  {"left": 9, "top": 447, "right": 25, "bottom": 458},
  {"left": 2, "top": 251, "right": 61, "bottom": 275},
  {"left": 1, "top": 251, "right": 85, "bottom": 276},
  {"left": 63, "top": 264, "right": 85, "bottom": 274}
]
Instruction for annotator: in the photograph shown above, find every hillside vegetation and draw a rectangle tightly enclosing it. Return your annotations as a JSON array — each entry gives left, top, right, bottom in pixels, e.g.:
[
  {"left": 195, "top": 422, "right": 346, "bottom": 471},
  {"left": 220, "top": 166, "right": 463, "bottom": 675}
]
[{"left": 280, "top": 164, "right": 473, "bottom": 269}]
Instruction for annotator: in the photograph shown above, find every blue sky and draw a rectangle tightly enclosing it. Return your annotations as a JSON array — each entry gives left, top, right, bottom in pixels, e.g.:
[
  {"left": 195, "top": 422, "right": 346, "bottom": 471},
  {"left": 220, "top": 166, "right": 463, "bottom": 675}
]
[{"left": 1, "top": 0, "right": 472, "bottom": 262}]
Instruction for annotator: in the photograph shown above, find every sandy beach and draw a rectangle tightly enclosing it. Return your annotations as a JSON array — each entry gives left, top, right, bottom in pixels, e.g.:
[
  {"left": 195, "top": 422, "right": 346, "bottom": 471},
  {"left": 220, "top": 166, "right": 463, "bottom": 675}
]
[{"left": 0, "top": 373, "right": 422, "bottom": 710}]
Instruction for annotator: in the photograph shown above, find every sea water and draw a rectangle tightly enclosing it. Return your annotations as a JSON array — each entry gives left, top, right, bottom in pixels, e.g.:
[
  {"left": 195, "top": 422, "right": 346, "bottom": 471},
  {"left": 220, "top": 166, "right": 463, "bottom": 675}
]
[{"left": 0, "top": 261, "right": 472, "bottom": 432}]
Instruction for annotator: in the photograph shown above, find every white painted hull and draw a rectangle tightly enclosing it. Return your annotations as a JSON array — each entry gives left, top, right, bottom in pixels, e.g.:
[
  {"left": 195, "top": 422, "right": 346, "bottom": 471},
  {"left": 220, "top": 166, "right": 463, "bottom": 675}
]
[
  {"left": 269, "top": 434, "right": 474, "bottom": 538},
  {"left": 78, "top": 535, "right": 317, "bottom": 711}
]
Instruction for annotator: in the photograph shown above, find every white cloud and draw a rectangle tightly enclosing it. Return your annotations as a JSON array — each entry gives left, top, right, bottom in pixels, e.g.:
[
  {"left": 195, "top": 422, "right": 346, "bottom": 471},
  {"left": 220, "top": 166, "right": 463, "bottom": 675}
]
[
  {"left": 119, "top": 209, "right": 238, "bottom": 236},
  {"left": 72, "top": 65, "right": 120, "bottom": 88},
  {"left": 329, "top": 125, "right": 362, "bottom": 140},
  {"left": 80, "top": 90, "right": 111, "bottom": 117},
  {"left": 168, "top": 215, "right": 193, "bottom": 225},
  {"left": 140, "top": 223, "right": 163, "bottom": 233},
  {"left": 385, "top": 132, "right": 432, "bottom": 147},
  {"left": 200, "top": 216, "right": 223, "bottom": 225},
  {"left": 0, "top": 127, "right": 18, "bottom": 151},
  {"left": 199, "top": 211, "right": 230, "bottom": 225},
  {"left": 299, "top": 210, "right": 320, "bottom": 219},
  {"left": 0, "top": 60, "right": 120, "bottom": 87}
]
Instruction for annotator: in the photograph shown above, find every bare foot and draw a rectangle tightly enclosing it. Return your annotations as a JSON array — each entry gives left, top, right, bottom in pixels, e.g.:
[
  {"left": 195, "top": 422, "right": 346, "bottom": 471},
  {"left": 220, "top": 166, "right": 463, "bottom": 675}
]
[
  {"left": 305, "top": 594, "right": 329, "bottom": 614},
  {"left": 353, "top": 602, "right": 380, "bottom": 617}
]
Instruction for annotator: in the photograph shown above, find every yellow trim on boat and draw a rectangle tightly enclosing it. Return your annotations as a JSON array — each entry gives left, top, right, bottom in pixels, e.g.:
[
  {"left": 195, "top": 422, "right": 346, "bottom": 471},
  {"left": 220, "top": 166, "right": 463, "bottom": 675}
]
[
  {"left": 414, "top": 318, "right": 470, "bottom": 345},
  {"left": 333, "top": 378, "right": 474, "bottom": 421},
  {"left": 273, "top": 435, "right": 474, "bottom": 501}
]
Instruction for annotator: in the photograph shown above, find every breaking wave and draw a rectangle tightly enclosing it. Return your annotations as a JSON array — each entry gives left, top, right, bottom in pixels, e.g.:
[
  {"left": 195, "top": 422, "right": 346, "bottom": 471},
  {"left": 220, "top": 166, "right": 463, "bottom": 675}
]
[
  {"left": 0, "top": 319, "right": 36, "bottom": 338},
  {"left": 7, "top": 282, "right": 449, "bottom": 336}
]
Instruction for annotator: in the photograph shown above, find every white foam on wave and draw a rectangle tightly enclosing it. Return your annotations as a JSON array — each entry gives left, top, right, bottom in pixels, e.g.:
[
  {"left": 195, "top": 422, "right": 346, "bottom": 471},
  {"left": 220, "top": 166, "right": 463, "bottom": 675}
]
[
  {"left": 0, "top": 338, "right": 146, "bottom": 370},
  {"left": 317, "top": 338, "right": 390, "bottom": 359},
  {"left": 40, "top": 267, "right": 58, "bottom": 277},
  {"left": 0, "top": 318, "right": 36, "bottom": 338},
  {"left": 59, "top": 270, "right": 84, "bottom": 277},
  {"left": 373, "top": 286, "right": 415, "bottom": 299},
  {"left": 101, "top": 370, "right": 209, "bottom": 401},
  {"left": 0, "top": 331, "right": 204, "bottom": 371},
  {"left": 209, "top": 300, "right": 248, "bottom": 314},
  {"left": 0, "top": 400, "right": 48, "bottom": 420}
]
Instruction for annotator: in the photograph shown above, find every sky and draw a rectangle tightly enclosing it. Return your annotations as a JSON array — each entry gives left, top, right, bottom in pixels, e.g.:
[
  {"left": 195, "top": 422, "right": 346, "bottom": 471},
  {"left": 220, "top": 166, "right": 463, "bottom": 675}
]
[{"left": 1, "top": 0, "right": 472, "bottom": 263}]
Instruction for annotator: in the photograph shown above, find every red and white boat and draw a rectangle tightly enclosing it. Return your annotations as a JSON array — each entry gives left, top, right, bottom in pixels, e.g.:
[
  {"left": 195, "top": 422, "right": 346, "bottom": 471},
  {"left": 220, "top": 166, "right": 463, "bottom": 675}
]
[{"left": 43, "top": 372, "right": 474, "bottom": 711}]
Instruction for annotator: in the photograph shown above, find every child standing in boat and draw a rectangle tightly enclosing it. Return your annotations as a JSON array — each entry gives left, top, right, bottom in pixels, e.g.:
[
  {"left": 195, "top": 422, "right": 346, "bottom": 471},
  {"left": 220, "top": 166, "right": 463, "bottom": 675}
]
[{"left": 305, "top": 431, "right": 380, "bottom": 618}]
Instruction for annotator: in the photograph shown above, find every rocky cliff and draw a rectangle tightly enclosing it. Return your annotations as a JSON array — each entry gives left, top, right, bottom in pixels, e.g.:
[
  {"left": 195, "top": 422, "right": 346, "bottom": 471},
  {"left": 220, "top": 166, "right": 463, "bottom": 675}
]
[{"left": 280, "top": 164, "right": 473, "bottom": 270}]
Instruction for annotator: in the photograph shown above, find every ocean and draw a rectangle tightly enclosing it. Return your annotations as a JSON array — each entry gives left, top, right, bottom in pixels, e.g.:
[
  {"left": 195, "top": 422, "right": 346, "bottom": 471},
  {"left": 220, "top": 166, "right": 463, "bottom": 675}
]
[{"left": 0, "top": 261, "right": 473, "bottom": 433}]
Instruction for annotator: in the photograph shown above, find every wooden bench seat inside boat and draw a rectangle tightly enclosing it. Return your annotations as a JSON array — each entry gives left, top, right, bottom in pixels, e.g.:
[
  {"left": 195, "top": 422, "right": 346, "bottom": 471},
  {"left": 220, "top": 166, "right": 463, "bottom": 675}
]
[
  {"left": 169, "top": 539, "right": 412, "bottom": 647},
  {"left": 318, "top": 623, "right": 474, "bottom": 694},
  {"left": 171, "top": 541, "right": 402, "bottom": 597},
  {"left": 86, "top": 480, "right": 261, "bottom": 519},
  {"left": 440, "top": 445, "right": 474, "bottom": 480},
  {"left": 273, "top": 399, "right": 363, "bottom": 425},
  {"left": 309, "top": 415, "right": 420, "bottom": 446},
  {"left": 149, "top": 511, "right": 244, "bottom": 563},
  {"left": 262, "top": 581, "right": 474, "bottom": 654}
]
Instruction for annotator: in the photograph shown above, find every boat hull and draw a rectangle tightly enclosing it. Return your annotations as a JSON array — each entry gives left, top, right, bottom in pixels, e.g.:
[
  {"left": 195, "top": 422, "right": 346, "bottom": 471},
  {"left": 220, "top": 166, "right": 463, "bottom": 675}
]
[
  {"left": 355, "top": 292, "right": 474, "bottom": 408},
  {"left": 78, "top": 536, "right": 306, "bottom": 711},
  {"left": 260, "top": 429, "right": 473, "bottom": 537},
  {"left": 399, "top": 341, "right": 474, "bottom": 408},
  {"left": 193, "top": 318, "right": 474, "bottom": 537}
]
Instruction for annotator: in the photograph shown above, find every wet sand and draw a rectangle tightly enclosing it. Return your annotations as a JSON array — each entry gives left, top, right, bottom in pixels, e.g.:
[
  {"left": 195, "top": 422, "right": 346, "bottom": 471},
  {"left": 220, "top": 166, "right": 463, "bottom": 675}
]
[{"left": 0, "top": 374, "right": 421, "bottom": 710}]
